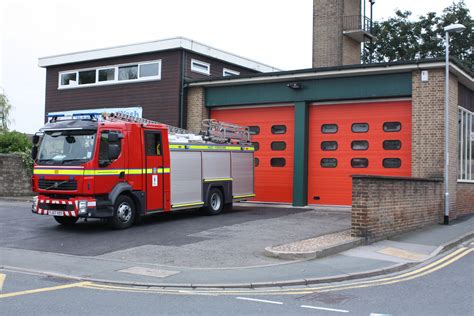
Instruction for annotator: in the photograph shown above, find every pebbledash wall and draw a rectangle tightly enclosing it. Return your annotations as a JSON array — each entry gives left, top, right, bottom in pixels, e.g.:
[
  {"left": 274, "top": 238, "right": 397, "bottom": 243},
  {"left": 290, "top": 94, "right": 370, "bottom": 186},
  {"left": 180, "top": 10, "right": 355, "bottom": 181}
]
[
  {"left": 0, "top": 154, "right": 32, "bottom": 196},
  {"left": 186, "top": 59, "right": 474, "bottom": 239}
]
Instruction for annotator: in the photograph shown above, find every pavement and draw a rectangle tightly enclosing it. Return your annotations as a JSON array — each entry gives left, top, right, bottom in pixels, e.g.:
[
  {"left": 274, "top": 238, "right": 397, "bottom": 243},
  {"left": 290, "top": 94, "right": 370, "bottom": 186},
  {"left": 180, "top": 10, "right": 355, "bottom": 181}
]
[{"left": 0, "top": 198, "right": 473, "bottom": 289}]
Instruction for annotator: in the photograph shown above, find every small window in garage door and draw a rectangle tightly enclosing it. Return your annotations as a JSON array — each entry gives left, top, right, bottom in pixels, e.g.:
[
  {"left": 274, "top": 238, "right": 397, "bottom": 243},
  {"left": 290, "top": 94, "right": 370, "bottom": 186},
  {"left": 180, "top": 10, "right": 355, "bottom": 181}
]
[
  {"left": 351, "top": 140, "right": 369, "bottom": 150},
  {"left": 352, "top": 123, "right": 369, "bottom": 133},
  {"left": 249, "top": 126, "right": 260, "bottom": 135},
  {"left": 271, "top": 141, "right": 286, "bottom": 151},
  {"left": 270, "top": 158, "right": 286, "bottom": 167},
  {"left": 321, "top": 141, "right": 338, "bottom": 151},
  {"left": 271, "top": 125, "right": 287, "bottom": 134},
  {"left": 322, "top": 124, "right": 338, "bottom": 134},
  {"left": 321, "top": 158, "right": 337, "bottom": 168},
  {"left": 383, "top": 158, "right": 402, "bottom": 168},
  {"left": 351, "top": 158, "right": 369, "bottom": 168},
  {"left": 383, "top": 140, "right": 402, "bottom": 150},
  {"left": 383, "top": 122, "right": 402, "bottom": 132}
]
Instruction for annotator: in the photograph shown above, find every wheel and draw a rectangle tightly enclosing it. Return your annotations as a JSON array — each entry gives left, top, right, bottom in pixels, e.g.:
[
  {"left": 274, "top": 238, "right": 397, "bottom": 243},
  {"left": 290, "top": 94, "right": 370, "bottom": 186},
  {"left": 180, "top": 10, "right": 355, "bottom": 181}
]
[
  {"left": 202, "top": 188, "right": 224, "bottom": 216},
  {"left": 54, "top": 216, "right": 78, "bottom": 226},
  {"left": 108, "top": 195, "right": 136, "bottom": 229}
]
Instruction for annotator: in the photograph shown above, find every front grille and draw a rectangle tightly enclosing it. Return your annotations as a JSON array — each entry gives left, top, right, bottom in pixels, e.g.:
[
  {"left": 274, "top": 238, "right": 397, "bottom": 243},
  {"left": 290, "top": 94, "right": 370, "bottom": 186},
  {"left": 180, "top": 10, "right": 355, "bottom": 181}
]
[
  {"left": 38, "top": 179, "right": 77, "bottom": 191},
  {"left": 39, "top": 203, "right": 74, "bottom": 211}
]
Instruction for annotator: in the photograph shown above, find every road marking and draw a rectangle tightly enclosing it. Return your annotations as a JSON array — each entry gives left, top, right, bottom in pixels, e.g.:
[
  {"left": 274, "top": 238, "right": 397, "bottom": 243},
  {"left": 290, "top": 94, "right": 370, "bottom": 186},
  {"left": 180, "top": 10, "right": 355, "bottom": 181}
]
[
  {"left": 78, "top": 247, "right": 472, "bottom": 297},
  {"left": 0, "top": 282, "right": 90, "bottom": 299},
  {"left": 0, "top": 274, "right": 5, "bottom": 291},
  {"left": 236, "top": 297, "right": 283, "bottom": 305},
  {"left": 301, "top": 305, "right": 349, "bottom": 313}
]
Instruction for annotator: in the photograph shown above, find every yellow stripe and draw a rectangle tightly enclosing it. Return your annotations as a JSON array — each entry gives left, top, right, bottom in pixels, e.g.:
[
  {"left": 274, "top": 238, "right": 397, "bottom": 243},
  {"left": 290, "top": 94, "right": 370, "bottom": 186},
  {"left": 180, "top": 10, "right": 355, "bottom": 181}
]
[
  {"left": 0, "top": 282, "right": 90, "bottom": 299},
  {"left": 35, "top": 168, "right": 170, "bottom": 176},
  {"left": 204, "top": 178, "right": 233, "bottom": 182},
  {"left": 34, "top": 169, "right": 85, "bottom": 176},
  {"left": 171, "top": 202, "right": 204, "bottom": 208},
  {"left": 233, "top": 194, "right": 256, "bottom": 199},
  {"left": 170, "top": 144, "right": 253, "bottom": 151},
  {"left": 170, "top": 144, "right": 186, "bottom": 149}
]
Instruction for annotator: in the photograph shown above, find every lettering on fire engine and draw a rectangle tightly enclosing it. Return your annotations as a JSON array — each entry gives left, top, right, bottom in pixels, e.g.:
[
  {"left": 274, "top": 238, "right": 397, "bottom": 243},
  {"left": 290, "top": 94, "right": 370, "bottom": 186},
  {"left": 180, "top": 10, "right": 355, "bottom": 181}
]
[{"left": 152, "top": 175, "right": 158, "bottom": 187}]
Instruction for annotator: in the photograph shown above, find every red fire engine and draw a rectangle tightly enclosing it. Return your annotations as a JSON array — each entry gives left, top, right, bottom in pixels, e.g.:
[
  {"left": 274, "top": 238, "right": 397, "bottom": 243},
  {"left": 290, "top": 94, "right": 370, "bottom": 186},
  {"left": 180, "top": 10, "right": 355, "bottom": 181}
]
[{"left": 31, "top": 113, "right": 255, "bottom": 229}]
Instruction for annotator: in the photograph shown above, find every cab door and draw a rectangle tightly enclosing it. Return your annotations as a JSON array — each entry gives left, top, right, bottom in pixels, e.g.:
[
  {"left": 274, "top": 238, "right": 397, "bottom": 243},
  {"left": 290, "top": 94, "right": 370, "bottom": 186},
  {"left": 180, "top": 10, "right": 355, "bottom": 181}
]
[{"left": 144, "top": 130, "right": 164, "bottom": 211}]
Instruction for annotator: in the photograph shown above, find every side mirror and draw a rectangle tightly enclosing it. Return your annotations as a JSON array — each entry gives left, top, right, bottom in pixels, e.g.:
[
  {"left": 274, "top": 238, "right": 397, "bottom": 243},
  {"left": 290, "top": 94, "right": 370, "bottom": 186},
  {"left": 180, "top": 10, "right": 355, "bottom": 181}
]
[
  {"left": 31, "top": 147, "right": 38, "bottom": 160},
  {"left": 108, "top": 143, "right": 121, "bottom": 160},
  {"left": 32, "top": 132, "right": 43, "bottom": 145}
]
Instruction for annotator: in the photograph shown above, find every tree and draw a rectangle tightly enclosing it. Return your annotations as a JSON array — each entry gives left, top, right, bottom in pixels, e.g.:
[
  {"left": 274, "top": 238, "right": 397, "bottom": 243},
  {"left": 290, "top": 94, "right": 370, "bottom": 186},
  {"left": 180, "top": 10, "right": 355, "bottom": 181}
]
[
  {"left": 0, "top": 91, "right": 13, "bottom": 132},
  {"left": 363, "top": 0, "right": 473, "bottom": 70}
]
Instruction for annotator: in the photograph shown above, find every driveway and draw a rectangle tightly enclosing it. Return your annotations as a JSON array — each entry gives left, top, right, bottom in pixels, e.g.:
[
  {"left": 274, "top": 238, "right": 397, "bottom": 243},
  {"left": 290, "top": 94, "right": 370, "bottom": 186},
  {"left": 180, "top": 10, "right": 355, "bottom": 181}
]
[{"left": 0, "top": 200, "right": 350, "bottom": 268}]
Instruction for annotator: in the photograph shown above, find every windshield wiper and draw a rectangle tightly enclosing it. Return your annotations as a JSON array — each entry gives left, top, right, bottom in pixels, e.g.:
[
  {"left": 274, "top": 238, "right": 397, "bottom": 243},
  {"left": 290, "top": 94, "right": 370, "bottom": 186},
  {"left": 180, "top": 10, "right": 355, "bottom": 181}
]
[{"left": 62, "top": 158, "right": 87, "bottom": 165}]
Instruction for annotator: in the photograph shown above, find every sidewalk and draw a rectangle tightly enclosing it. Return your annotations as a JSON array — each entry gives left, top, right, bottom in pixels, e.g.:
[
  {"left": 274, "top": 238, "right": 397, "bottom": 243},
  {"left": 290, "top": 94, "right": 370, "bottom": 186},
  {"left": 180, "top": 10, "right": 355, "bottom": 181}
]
[{"left": 1, "top": 215, "right": 472, "bottom": 288}]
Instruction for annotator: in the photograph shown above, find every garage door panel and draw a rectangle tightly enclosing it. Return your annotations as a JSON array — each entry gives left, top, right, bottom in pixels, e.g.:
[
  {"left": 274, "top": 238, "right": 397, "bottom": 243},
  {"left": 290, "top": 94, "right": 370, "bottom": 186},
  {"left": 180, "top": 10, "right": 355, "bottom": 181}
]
[
  {"left": 308, "top": 100, "right": 412, "bottom": 206},
  {"left": 211, "top": 106, "right": 294, "bottom": 203}
]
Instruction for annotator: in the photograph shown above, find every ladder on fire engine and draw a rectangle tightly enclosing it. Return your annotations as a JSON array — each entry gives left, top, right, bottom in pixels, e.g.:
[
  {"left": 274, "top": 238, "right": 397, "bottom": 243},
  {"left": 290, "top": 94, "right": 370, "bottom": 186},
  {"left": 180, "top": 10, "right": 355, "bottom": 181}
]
[{"left": 104, "top": 112, "right": 251, "bottom": 145}]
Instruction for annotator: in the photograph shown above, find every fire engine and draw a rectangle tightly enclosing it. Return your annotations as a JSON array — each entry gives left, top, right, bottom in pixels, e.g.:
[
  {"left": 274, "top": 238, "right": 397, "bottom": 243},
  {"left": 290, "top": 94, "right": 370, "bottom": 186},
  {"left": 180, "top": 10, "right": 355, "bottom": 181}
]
[{"left": 31, "top": 112, "right": 255, "bottom": 229}]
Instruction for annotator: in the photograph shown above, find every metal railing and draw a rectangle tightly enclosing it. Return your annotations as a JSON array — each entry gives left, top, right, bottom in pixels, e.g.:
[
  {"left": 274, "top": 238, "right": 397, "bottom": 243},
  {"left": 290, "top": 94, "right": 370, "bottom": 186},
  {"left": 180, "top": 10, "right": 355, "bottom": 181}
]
[{"left": 343, "top": 15, "right": 373, "bottom": 34}]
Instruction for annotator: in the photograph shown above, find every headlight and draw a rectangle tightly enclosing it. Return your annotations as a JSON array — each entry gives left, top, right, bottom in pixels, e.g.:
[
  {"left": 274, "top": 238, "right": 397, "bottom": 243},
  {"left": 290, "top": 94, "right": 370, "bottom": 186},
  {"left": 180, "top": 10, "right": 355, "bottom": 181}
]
[
  {"left": 32, "top": 196, "right": 38, "bottom": 211},
  {"left": 78, "top": 200, "right": 88, "bottom": 214}
]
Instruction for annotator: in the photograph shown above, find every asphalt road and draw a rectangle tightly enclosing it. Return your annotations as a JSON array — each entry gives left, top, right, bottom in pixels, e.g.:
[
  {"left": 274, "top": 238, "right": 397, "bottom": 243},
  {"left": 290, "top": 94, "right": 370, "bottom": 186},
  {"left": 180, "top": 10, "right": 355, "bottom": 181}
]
[
  {"left": 1, "top": 243, "right": 473, "bottom": 315},
  {"left": 0, "top": 200, "right": 349, "bottom": 267}
]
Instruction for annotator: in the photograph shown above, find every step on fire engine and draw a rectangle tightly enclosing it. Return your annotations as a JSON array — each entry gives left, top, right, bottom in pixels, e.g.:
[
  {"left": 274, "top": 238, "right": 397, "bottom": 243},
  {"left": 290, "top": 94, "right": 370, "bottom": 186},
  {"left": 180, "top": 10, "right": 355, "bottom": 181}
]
[{"left": 31, "top": 112, "right": 255, "bottom": 229}]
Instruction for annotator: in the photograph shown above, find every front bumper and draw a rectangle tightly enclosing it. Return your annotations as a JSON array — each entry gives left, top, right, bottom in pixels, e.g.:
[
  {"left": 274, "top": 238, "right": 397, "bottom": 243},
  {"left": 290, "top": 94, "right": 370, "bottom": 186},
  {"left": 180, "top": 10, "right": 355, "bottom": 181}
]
[{"left": 32, "top": 196, "right": 112, "bottom": 218}]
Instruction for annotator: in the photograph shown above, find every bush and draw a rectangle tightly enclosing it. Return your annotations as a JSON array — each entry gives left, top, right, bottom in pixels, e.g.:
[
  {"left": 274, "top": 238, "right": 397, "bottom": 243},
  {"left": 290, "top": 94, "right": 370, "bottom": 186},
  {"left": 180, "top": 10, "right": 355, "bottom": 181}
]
[{"left": 0, "top": 131, "right": 33, "bottom": 170}]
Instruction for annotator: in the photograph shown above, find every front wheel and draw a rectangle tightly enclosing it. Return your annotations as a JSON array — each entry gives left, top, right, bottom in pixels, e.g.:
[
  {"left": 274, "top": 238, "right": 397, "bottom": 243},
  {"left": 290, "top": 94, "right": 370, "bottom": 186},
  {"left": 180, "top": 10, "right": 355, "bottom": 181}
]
[
  {"left": 108, "top": 195, "right": 136, "bottom": 229},
  {"left": 54, "top": 216, "right": 78, "bottom": 226},
  {"left": 201, "top": 188, "right": 224, "bottom": 216}
]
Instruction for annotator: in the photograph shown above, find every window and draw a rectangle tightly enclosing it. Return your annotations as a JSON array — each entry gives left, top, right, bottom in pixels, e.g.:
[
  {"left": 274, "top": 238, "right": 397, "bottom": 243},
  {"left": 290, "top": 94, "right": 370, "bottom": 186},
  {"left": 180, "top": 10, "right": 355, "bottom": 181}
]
[
  {"left": 321, "top": 141, "right": 338, "bottom": 151},
  {"left": 254, "top": 158, "right": 259, "bottom": 167},
  {"left": 249, "top": 126, "right": 260, "bottom": 135},
  {"left": 223, "top": 68, "right": 240, "bottom": 76},
  {"left": 118, "top": 65, "right": 138, "bottom": 81},
  {"left": 78, "top": 70, "right": 96, "bottom": 85},
  {"left": 58, "top": 60, "right": 162, "bottom": 89},
  {"left": 322, "top": 124, "right": 338, "bottom": 134},
  {"left": 321, "top": 158, "right": 337, "bottom": 168},
  {"left": 458, "top": 107, "right": 473, "bottom": 181},
  {"left": 98, "top": 130, "right": 122, "bottom": 166},
  {"left": 98, "top": 68, "right": 115, "bottom": 82},
  {"left": 60, "top": 72, "right": 77, "bottom": 86},
  {"left": 352, "top": 123, "right": 369, "bottom": 133},
  {"left": 139, "top": 62, "right": 160, "bottom": 77},
  {"left": 270, "top": 158, "right": 286, "bottom": 167},
  {"left": 383, "top": 158, "right": 401, "bottom": 168},
  {"left": 351, "top": 140, "right": 369, "bottom": 150},
  {"left": 271, "top": 141, "right": 286, "bottom": 151},
  {"left": 145, "top": 132, "right": 162, "bottom": 156},
  {"left": 384, "top": 122, "right": 402, "bottom": 132},
  {"left": 253, "top": 142, "right": 259, "bottom": 151},
  {"left": 271, "top": 125, "right": 286, "bottom": 134},
  {"left": 383, "top": 140, "right": 402, "bottom": 150},
  {"left": 351, "top": 158, "right": 368, "bottom": 168},
  {"left": 191, "top": 59, "right": 210, "bottom": 75}
]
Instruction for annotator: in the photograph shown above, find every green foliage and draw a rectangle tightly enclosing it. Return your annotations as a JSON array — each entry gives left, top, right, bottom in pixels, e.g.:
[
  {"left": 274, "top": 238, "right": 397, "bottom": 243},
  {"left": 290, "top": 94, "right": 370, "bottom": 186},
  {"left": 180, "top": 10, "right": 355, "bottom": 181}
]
[
  {"left": 0, "top": 131, "right": 34, "bottom": 171},
  {"left": 363, "top": 0, "right": 473, "bottom": 70},
  {"left": 0, "top": 92, "right": 12, "bottom": 131}
]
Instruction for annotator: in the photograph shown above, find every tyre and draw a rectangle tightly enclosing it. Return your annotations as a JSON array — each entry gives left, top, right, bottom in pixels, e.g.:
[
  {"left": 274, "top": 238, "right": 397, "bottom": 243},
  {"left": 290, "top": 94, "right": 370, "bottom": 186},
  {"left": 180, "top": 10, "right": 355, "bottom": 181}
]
[
  {"left": 108, "top": 195, "right": 136, "bottom": 229},
  {"left": 202, "top": 188, "right": 224, "bottom": 216},
  {"left": 54, "top": 216, "right": 78, "bottom": 226}
]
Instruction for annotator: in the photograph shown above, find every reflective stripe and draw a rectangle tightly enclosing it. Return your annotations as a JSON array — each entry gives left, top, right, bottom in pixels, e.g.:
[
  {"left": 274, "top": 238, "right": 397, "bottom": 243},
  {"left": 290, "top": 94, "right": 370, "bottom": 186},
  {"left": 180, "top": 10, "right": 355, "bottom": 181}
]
[
  {"left": 203, "top": 178, "right": 233, "bottom": 182},
  {"left": 233, "top": 194, "right": 256, "bottom": 199},
  {"left": 34, "top": 168, "right": 170, "bottom": 176},
  {"left": 170, "top": 144, "right": 254, "bottom": 152},
  {"left": 33, "top": 169, "right": 85, "bottom": 176},
  {"left": 171, "top": 202, "right": 204, "bottom": 208}
]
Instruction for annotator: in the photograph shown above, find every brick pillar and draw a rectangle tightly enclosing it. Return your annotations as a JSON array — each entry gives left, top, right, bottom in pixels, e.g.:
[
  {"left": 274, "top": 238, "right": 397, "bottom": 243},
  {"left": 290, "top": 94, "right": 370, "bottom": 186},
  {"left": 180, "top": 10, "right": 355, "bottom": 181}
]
[
  {"left": 186, "top": 87, "right": 208, "bottom": 134},
  {"left": 313, "top": 0, "right": 361, "bottom": 67},
  {"left": 411, "top": 69, "right": 459, "bottom": 220}
]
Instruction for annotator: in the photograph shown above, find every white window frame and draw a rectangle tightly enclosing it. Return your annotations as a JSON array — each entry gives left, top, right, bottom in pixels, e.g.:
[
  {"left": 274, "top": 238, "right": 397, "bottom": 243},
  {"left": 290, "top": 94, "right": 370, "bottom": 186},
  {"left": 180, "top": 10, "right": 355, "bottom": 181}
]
[
  {"left": 190, "top": 59, "right": 210, "bottom": 75},
  {"left": 57, "top": 59, "right": 162, "bottom": 89},
  {"left": 458, "top": 106, "right": 474, "bottom": 183},
  {"left": 223, "top": 68, "right": 240, "bottom": 77}
]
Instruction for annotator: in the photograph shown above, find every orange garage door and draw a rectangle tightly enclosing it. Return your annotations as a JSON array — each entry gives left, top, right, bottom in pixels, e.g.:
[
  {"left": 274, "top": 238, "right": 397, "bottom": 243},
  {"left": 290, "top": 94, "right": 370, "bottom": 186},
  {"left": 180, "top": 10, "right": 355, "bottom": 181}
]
[
  {"left": 211, "top": 106, "right": 294, "bottom": 203},
  {"left": 308, "top": 100, "right": 412, "bottom": 206}
]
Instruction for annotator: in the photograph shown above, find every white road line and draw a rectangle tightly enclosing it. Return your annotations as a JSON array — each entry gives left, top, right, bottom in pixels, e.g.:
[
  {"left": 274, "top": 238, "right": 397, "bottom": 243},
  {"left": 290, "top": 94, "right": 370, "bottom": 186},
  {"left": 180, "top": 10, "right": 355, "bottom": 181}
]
[
  {"left": 301, "top": 305, "right": 349, "bottom": 313},
  {"left": 236, "top": 297, "right": 283, "bottom": 305}
]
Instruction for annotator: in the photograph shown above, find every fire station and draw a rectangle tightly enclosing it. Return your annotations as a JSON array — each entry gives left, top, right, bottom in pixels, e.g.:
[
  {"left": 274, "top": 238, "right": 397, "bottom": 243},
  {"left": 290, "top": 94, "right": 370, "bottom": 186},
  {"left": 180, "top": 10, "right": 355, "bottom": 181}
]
[{"left": 38, "top": 0, "right": 474, "bottom": 217}]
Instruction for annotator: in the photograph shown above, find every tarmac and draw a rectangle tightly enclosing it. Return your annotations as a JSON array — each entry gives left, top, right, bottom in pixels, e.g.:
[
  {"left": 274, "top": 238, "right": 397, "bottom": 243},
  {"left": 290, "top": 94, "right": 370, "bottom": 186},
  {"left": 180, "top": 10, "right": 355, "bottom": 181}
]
[{"left": 1, "top": 196, "right": 472, "bottom": 289}]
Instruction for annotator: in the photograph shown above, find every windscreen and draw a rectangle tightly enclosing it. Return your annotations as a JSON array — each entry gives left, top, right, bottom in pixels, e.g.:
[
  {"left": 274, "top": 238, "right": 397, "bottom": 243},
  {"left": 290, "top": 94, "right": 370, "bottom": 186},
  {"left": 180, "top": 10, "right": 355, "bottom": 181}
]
[{"left": 36, "top": 131, "right": 96, "bottom": 165}]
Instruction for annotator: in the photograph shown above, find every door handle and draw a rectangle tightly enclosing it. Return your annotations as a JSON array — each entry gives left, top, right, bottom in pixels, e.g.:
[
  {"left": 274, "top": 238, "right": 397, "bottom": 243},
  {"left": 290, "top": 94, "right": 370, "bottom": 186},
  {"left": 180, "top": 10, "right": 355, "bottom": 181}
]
[{"left": 119, "top": 171, "right": 125, "bottom": 179}]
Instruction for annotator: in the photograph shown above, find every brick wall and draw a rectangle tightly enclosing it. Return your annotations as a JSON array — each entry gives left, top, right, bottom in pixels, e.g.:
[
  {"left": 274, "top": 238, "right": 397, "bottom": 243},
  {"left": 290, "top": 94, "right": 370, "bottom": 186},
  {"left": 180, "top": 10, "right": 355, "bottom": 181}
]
[
  {"left": 456, "top": 183, "right": 474, "bottom": 217},
  {"left": 0, "top": 154, "right": 32, "bottom": 196},
  {"left": 352, "top": 175, "right": 443, "bottom": 242},
  {"left": 186, "top": 86, "right": 208, "bottom": 133},
  {"left": 411, "top": 69, "right": 459, "bottom": 214}
]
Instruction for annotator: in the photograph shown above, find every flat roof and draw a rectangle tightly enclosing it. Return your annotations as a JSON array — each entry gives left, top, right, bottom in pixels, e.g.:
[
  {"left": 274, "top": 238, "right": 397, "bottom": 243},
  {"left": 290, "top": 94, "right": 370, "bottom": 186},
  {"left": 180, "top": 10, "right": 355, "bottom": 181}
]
[
  {"left": 38, "top": 37, "right": 280, "bottom": 73},
  {"left": 187, "top": 58, "right": 473, "bottom": 90}
]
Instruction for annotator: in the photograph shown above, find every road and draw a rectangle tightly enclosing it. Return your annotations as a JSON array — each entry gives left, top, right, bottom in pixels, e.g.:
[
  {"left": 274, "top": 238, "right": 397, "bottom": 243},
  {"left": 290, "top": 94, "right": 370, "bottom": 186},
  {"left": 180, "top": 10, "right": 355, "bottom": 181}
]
[{"left": 1, "top": 242, "right": 473, "bottom": 315}]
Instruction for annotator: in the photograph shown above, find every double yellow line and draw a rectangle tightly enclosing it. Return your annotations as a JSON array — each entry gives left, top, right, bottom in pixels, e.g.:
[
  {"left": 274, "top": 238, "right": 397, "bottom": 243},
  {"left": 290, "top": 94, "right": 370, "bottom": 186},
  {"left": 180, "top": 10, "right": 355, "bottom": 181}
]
[{"left": 1, "top": 246, "right": 472, "bottom": 299}]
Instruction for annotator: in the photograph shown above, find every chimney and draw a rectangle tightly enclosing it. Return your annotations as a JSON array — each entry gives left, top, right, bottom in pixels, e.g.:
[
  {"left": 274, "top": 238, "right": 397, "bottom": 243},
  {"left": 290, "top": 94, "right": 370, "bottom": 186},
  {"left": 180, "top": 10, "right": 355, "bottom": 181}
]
[{"left": 313, "top": 0, "right": 375, "bottom": 68}]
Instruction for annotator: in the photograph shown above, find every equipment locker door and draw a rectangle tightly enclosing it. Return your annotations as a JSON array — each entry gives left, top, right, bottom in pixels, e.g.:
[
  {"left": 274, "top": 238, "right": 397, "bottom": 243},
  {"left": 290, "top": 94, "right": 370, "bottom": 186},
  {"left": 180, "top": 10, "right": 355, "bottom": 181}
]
[{"left": 144, "top": 130, "right": 164, "bottom": 211}]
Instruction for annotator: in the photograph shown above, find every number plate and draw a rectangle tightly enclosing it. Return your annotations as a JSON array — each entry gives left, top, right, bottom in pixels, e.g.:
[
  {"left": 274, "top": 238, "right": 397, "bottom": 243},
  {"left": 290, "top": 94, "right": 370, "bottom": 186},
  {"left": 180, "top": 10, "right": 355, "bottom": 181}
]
[{"left": 48, "top": 210, "right": 64, "bottom": 216}]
